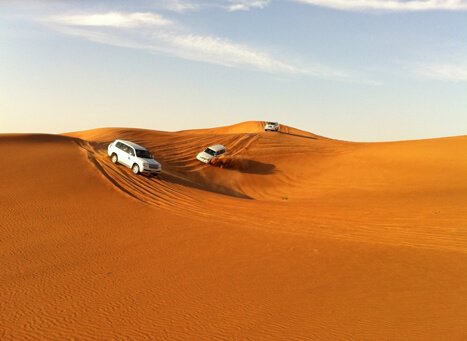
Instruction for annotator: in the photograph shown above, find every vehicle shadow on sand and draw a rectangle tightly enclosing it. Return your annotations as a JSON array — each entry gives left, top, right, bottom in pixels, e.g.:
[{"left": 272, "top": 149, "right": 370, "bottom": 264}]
[{"left": 210, "top": 157, "right": 276, "bottom": 175}]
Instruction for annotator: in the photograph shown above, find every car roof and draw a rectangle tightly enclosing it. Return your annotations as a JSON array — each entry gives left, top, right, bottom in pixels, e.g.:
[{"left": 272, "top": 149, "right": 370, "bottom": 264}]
[
  {"left": 116, "top": 139, "right": 147, "bottom": 150},
  {"left": 207, "top": 144, "right": 226, "bottom": 152}
]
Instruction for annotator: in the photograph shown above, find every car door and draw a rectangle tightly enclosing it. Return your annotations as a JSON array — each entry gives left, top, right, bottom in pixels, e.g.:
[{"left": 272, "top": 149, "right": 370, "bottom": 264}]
[
  {"left": 117, "top": 143, "right": 131, "bottom": 166},
  {"left": 114, "top": 142, "right": 127, "bottom": 165},
  {"left": 126, "top": 146, "right": 136, "bottom": 167}
]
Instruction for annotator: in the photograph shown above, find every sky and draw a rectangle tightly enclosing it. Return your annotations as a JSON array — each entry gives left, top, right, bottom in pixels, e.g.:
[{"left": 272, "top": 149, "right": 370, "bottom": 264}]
[{"left": 1, "top": 0, "right": 466, "bottom": 141}]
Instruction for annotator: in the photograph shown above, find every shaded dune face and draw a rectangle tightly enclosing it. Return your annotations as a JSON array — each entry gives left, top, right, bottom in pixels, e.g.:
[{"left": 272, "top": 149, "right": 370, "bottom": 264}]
[{"left": 2, "top": 122, "right": 467, "bottom": 340}]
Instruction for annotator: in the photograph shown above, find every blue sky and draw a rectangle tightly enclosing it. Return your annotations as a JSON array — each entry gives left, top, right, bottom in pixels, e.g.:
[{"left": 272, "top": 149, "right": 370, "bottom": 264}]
[{"left": 1, "top": 0, "right": 466, "bottom": 141}]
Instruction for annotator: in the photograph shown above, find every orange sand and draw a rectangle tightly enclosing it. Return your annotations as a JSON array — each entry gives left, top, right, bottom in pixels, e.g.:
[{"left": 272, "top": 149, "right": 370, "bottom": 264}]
[{"left": 1, "top": 122, "right": 466, "bottom": 339}]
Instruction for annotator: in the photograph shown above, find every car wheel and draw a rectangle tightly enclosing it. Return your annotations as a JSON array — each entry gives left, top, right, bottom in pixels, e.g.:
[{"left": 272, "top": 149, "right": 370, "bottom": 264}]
[
  {"left": 132, "top": 164, "right": 140, "bottom": 174},
  {"left": 111, "top": 153, "right": 118, "bottom": 163}
]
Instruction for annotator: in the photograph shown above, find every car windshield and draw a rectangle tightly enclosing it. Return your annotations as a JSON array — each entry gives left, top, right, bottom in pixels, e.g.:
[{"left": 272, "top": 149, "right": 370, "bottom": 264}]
[
  {"left": 204, "top": 148, "right": 216, "bottom": 156},
  {"left": 136, "top": 149, "right": 152, "bottom": 159},
  {"left": 267, "top": 122, "right": 277, "bottom": 125}
]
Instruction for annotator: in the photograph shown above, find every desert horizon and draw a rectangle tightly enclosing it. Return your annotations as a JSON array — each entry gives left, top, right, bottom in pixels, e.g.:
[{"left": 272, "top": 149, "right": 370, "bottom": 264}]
[{"left": 2, "top": 120, "right": 467, "bottom": 339}]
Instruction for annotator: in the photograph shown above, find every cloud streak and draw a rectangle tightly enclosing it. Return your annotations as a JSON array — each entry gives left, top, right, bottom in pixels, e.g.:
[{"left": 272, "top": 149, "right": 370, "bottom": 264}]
[
  {"left": 46, "top": 11, "right": 349, "bottom": 79},
  {"left": 158, "top": 0, "right": 200, "bottom": 13},
  {"left": 51, "top": 12, "right": 172, "bottom": 27},
  {"left": 149, "top": 0, "right": 270, "bottom": 12},
  {"left": 156, "top": 32, "right": 299, "bottom": 74},
  {"left": 293, "top": 0, "right": 467, "bottom": 11},
  {"left": 416, "top": 62, "right": 467, "bottom": 82},
  {"left": 228, "top": 0, "right": 271, "bottom": 11}
]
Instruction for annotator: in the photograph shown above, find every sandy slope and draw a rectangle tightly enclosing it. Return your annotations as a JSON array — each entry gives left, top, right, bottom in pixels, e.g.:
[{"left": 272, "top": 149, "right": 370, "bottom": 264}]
[{"left": 1, "top": 122, "right": 467, "bottom": 340}]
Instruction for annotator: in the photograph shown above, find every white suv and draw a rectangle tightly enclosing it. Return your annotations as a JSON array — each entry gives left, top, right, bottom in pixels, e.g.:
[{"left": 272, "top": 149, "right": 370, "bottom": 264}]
[
  {"left": 264, "top": 121, "right": 280, "bottom": 132},
  {"left": 196, "top": 144, "right": 227, "bottom": 164},
  {"left": 108, "top": 139, "right": 162, "bottom": 175}
]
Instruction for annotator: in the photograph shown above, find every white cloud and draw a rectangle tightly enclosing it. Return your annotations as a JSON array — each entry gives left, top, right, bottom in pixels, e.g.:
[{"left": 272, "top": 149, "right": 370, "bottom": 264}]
[
  {"left": 153, "top": 0, "right": 270, "bottom": 12},
  {"left": 157, "top": 32, "right": 299, "bottom": 73},
  {"left": 46, "top": 11, "right": 350, "bottom": 80},
  {"left": 160, "top": 0, "right": 200, "bottom": 12},
  {"left": 51, "top": 12, "right": 172, "bottom": 28},
  {"left": 416, "top": 63, "right": 467, "bottom": 82},
  {"left": 228, "top": 0, "right": 270, "bottom": 11},
  {"left": 293, "top": 0, "right": 467, "bottom": 11}
]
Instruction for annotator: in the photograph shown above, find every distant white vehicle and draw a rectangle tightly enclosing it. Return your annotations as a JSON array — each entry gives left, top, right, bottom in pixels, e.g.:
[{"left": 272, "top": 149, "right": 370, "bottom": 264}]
[
  {"left": 264, "top": 121, "right": 280, "bottom": 132},
  {"left": 108, "top": 139, "right": 161, "bottom": 175},
  {"left": 196, "top": 144, "right": 227, "bottom": 164}
]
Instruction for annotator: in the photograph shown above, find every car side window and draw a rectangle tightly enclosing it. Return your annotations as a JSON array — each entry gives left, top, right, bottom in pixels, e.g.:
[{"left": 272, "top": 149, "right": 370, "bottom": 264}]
[
  {"left": 129, "top": 148, "right": 135, "bottom": 156},
  {"left": 120, "top": 143, "right": 129, "bottom": 153},
  {"left": 116, "top": 142, "right": 123, "bottom": 150}
]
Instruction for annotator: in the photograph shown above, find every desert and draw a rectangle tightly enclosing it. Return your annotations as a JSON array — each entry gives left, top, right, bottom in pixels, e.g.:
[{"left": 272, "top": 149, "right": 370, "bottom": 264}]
[
  {"left": 2, "top": 1, "right": 467, "bottom": 339},
  {"left": 1, "top": 121, "right": 466, "bottom": 339}
]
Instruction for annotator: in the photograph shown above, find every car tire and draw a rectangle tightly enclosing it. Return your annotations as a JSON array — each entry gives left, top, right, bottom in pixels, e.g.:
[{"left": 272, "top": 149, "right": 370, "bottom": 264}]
[
  {"left": 111, "top": 153, "right": 118, "bottom": 163},
  {"left": 132, "top": 164, "right": 140, "bottom": 174}
]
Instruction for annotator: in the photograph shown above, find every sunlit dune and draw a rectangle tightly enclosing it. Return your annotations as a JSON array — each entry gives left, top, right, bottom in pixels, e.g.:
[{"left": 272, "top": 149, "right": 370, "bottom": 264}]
[{"left": 2, "top": 122, "right": 467, "bottom": 339}]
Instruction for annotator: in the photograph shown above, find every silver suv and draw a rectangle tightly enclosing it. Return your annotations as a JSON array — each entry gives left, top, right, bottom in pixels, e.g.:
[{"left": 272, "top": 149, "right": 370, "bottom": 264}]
[
  {"left": 196, "top": 144, "right": 227, "bottom": 164},
  {"left": 108, "top": 139, "right": 162, "bottom": 175},
  {"left": 264, "top": 122, "right": 280, "bottom": 132}
]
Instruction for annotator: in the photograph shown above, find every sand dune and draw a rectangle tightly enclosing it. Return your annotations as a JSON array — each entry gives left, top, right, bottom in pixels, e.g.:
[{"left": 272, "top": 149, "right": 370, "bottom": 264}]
[{"left": 2, "top": 122, "right": 467, "bottom": 339}]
